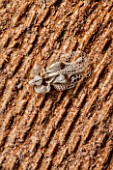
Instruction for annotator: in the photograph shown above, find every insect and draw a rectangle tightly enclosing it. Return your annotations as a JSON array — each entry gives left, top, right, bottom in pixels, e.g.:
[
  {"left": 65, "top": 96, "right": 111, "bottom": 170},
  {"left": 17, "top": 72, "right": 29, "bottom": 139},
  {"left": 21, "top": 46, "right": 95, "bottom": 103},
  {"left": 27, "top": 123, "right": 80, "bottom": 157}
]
[{"left": 29, "top": 55, "right": 91, "bottom": 93}]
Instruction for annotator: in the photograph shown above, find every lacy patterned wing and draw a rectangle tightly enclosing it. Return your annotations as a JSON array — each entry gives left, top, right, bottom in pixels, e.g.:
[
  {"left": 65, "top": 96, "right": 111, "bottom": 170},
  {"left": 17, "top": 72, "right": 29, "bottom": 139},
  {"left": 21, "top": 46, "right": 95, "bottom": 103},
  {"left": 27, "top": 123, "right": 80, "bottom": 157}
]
[
  {"left": 53, "top": 72, "right": 85, "bottom": 91},
  {"left": 53, "top": 81, "right": 77, "bottom": 91}
]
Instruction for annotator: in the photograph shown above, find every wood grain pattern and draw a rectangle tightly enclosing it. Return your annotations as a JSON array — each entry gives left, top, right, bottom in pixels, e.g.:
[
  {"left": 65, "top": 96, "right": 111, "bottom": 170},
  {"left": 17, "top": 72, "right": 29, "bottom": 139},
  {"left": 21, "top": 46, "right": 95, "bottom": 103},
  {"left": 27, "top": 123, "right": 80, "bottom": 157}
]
[{"left": 0, "top": 0, "right": 113, "bottom": 169}]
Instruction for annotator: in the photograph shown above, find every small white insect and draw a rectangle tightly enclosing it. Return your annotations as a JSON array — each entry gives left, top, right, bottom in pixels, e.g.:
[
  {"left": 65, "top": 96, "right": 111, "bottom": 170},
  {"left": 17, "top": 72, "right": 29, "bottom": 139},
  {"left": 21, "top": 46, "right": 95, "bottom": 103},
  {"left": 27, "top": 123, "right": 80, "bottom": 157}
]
[{"left": 29, "top": 55, "right": 91, "bottom": 93}]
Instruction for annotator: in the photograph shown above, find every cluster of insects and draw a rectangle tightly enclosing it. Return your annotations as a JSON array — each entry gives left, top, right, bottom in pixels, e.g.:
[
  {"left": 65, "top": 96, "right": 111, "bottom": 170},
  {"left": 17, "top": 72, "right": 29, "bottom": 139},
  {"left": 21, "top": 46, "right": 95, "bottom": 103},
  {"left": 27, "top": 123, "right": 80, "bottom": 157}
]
[{"left": 29, "top": 53, "right": 91, "bottom": 93}]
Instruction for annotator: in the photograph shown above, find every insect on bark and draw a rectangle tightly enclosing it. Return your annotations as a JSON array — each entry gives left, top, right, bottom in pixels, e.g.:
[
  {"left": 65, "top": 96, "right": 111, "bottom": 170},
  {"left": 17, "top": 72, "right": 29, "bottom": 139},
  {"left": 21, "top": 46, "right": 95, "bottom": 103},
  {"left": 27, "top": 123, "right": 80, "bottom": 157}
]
[{"left": 29, "top": 53, "right": 91, "bottom": 93}]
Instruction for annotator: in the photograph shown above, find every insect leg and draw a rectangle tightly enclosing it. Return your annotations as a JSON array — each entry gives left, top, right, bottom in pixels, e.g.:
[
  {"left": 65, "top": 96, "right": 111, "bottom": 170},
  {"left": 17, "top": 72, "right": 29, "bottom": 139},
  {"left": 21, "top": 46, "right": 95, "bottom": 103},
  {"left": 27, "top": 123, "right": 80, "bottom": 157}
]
[{"left": 34, "top": 85, "right": 51, "bottom": 94}]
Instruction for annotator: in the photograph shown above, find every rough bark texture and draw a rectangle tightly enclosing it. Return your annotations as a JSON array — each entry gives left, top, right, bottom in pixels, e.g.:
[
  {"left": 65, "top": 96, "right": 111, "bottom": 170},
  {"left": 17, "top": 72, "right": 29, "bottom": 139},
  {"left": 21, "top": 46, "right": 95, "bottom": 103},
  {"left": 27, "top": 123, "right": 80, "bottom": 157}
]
[{"left": 0, "top": 0, "right": 113, "bottom": 170}]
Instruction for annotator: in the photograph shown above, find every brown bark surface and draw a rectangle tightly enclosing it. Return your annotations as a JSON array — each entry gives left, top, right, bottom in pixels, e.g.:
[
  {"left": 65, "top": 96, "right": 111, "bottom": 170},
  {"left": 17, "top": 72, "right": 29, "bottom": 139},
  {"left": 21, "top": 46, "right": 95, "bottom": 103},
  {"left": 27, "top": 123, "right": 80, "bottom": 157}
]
[{"left": 0, "top": 0, "right": 113, "bottom": 169}]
